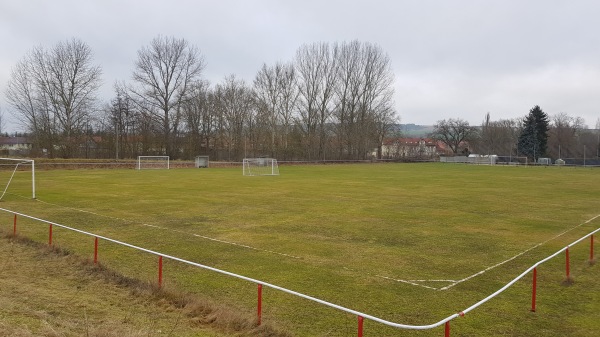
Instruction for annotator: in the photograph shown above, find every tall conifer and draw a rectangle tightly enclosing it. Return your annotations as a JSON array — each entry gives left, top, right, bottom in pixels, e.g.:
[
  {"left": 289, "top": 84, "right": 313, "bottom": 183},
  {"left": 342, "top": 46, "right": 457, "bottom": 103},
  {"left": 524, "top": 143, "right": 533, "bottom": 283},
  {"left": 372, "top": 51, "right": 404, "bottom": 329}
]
[{"left": 518, "top": 105, "right": 550, "bottom": 160}]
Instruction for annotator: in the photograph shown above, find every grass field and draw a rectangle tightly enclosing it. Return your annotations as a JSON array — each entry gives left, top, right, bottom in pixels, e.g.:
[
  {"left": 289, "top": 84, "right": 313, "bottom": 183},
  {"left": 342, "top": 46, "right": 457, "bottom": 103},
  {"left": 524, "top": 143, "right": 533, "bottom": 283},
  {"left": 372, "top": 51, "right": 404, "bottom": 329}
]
[{"left": 1, "top": 162, "right": 599, "bottom": 336}]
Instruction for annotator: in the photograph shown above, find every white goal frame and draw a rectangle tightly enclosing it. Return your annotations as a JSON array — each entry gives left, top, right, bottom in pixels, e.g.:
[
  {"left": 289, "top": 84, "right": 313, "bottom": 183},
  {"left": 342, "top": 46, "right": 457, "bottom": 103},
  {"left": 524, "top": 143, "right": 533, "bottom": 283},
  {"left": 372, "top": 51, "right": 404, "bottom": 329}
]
[
  {"left": 137, "top": 156, "right": 170, "bottom": 170},
  {"left": 0, "top": 158, "right": 35, "bottom": 199},
  {"left": 243, "top": 158, "right": 279, "bottom": 176}
]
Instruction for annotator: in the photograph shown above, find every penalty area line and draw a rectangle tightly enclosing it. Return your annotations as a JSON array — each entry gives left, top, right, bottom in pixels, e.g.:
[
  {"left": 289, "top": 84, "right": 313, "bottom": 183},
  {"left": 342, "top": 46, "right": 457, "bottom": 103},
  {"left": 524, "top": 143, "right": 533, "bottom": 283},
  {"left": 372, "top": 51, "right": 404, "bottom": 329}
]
[
  {"left": 375, "top": 275, "right": 441, "bottom": 290},
  {"left": 440, "top": 212, "right": 600, "bottom": 291},
  {"left": 380, "top": 213, "right": 600, "bottom": 291},
  {"left": 32, "top": 198, "right": 303, "bottom": 260},
  {"left": 141, "top": 224, "right": 302, "bottom": 259}
]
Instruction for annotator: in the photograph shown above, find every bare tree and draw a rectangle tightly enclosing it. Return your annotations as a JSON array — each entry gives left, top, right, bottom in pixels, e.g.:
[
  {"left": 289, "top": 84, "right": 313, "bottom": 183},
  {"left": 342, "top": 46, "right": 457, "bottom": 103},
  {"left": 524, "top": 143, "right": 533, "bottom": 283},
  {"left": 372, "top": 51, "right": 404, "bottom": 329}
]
[
  {"left": 254, "top": 63, "right": 282, "bottom": 157},
  {"left": 295, "top": 42, "right": 337, "bottom": 160},
  {"left": 129, "top": 36, "right": 205, "bottom": 158},
  {"left": 276, "top": 63, "right": 300, "bottom": 159},
  {"left": 253, "top": 62, "right": 299, "bottom": 159},
  {"left": 356, "top": 42, "right": 396, "bottom": 159},
  {"left": 214, "top": 75, "right": 255, "bottom": 160},
  {"left": 478, "top": 112, "right": 505, "bottom": 155},
  {"left": 432, "top": 118, "right": 476, "bottom": 154},
  {"left": 548, "top": 112, "right": 586, "bottom": 159},
  {"left": 5, "top": 38, "right": 102, "bottom": 157},
  {"left": 105, "top": 83, "right": 141, "bottom": 158},
  {"left": 182, "top": 80, "right": 217, "bottom": 158},
  {"left": 473, "top": 114, "right": 522, "bottom": 156},
  {"left": 0, "top": 106, "right": 6, "bottom": 135}
]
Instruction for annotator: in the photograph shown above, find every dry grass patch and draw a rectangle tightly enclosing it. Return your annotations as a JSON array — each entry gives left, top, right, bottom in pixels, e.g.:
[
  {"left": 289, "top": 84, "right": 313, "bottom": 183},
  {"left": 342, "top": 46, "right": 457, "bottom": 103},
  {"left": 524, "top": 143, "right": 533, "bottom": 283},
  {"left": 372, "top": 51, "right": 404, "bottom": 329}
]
[{"left": 0, "top": 234, "right": 290, "bottom": 337}]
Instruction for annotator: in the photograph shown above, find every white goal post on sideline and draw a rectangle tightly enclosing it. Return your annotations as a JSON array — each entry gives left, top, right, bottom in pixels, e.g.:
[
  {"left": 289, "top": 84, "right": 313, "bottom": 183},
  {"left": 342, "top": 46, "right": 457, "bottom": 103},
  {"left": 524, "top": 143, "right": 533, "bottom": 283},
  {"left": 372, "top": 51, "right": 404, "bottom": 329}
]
[
  {"left": 0, "top": 158, "right": 35, "bottom": 199},
  {"left": 243, "top": 158, "right": 279, "bottom": 176},
  {"left": 137, "top": 156, "right": 170, "bottom": 170}
]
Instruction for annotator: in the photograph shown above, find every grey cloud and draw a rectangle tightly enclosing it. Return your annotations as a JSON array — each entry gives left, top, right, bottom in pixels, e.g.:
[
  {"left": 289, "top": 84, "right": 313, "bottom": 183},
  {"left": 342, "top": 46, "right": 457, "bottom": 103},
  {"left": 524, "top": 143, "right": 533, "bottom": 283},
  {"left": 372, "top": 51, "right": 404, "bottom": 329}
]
[{"left": 1, "top": 0, "right": 599, "bottom": 131}]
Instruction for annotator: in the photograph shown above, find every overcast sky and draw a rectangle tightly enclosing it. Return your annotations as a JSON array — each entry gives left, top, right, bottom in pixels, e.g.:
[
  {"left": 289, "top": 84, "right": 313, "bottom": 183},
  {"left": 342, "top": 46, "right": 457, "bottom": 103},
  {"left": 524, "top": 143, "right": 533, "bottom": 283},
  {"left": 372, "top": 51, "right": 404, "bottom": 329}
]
[{"left": 1, "top": 0, "right": 599, "bottom": 132}]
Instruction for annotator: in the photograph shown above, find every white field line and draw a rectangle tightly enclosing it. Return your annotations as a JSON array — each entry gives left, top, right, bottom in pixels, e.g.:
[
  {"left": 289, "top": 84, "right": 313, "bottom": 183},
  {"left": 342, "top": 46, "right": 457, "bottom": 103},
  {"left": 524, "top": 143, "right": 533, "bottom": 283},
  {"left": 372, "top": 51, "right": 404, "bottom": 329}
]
[
  {"left": 22, "top": 195, "right": 600, "bottom": 290},
  {"left": 376, "top": 275, "right": 440, "bottom": 290},
  {"left": 384, "top": 213, "right": 600, "bottom": 291},
  {"left": 32, "top": 198, "right": 301, "bottom": 259},
  {"left": 141, "top": 224, "right": 301, "bottom": 259}
]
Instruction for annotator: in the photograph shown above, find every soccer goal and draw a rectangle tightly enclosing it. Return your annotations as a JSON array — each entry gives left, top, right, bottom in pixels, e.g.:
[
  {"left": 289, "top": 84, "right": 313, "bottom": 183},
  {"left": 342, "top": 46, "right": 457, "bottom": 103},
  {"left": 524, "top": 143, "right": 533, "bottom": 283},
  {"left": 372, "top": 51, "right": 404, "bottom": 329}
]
[
  {"left": 243, "top": 158, "right": 279, "bottom": 176},
  {"left": 137, "top": 156, "right": 170, "bottom": 170},
  {"left": 0, "top": 158, "right": 35, "bottom": 200},
  {"left": 496, "top": 156, "right": 528, "bottom": 166}
]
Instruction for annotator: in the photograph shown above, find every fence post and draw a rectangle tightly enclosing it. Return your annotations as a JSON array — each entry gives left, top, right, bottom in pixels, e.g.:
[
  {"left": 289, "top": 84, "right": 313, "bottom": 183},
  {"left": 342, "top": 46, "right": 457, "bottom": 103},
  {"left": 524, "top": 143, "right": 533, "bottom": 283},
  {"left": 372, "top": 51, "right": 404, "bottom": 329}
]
[
  {"left": 13, "top": 214, "right": 17, "bottom": 235},
  {"left": 48, "top": 224, "right": 53, "bottom": 245},
  {"left": 257, "top": 284, "right": 263, "bottom": 326},
  {"left": 590, "top": 235, "right": 595, "bottom": 263},
  {"left": 531, "top": 267, "right": 537, "bottom": 312},
  {"left": 94, "top": 237, "right": 98, "bottom": 264},
  {"left": 565, "top": 247, "right": 570, "bottom": 279},
  {"left": 158, "top": 256, "right": 163, "bottom": 288},
  {"left": 445, "top": 321, "right": 450, "bottom": 337},
  {"left": 358, "top": 316, "right": 364, "bottom": 337}
]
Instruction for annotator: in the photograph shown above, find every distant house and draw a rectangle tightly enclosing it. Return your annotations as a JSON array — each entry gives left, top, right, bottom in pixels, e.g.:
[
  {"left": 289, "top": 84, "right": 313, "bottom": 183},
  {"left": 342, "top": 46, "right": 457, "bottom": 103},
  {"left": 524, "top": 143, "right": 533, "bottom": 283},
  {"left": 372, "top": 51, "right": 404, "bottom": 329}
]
[
  {"left": 378, "top": 137, "right": 441, "bottom": 159},
  {"left": 0, "top": 137, "right": 32, "bottom": 156}
]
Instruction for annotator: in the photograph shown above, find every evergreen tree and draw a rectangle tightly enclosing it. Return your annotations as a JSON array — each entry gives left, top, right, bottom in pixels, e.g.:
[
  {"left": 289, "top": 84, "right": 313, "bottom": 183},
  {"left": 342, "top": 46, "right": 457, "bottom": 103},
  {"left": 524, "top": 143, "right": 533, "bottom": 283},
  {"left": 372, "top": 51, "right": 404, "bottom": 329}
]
[{"left": 518, "top": 105, "right": 550, "bottom": 160}]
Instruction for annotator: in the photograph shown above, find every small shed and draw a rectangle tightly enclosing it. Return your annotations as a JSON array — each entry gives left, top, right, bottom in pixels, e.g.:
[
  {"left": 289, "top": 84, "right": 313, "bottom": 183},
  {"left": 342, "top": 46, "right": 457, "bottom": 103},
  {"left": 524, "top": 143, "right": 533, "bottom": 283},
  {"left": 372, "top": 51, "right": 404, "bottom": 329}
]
[{"left": 195, "top": 156, "right": 209, "bottom": 168}]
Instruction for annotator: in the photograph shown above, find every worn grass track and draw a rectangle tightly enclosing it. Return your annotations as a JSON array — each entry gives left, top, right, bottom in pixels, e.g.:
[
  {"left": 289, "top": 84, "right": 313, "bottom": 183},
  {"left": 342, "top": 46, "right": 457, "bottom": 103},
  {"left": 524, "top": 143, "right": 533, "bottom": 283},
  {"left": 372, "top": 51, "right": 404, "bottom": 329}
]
[{"left": 1, "top": 163, "right": 599, "bottom": 336}]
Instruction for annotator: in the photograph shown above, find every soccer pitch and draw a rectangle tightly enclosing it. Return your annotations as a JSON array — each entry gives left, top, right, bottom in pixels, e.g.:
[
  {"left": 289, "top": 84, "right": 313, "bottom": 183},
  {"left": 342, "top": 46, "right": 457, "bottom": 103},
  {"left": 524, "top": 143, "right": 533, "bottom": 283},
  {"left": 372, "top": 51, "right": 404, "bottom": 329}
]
[{"left": 2, "top": 163, "right": 599, "bottom": 336}]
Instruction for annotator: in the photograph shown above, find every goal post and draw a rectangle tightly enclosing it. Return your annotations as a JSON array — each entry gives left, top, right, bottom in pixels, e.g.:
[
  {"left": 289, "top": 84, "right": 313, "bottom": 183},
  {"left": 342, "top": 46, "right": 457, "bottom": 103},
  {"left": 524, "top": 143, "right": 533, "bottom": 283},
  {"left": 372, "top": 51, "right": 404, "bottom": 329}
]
[
  {"left": 137, "top": 156, "right": 170, "bottom": 170},
  {"left": 0, "top": 158, "right": 35, "bottom": 199},
  {"left": 243, "top": 158, "right": 279, "bottom": 176}
]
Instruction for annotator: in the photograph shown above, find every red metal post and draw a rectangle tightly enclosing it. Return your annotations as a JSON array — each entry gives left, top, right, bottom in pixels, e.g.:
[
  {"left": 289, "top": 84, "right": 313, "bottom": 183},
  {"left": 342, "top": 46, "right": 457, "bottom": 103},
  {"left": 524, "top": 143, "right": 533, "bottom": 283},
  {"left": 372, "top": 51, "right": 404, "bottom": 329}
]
[
  {"left": 531, "top": 267, "right": 537, "bottom": 312},
  {"left": 591, "top": 235, "right": 595, "bottom": 262},
  {"left": 158, "top": 256, "right": 163, "bottom": 288},
  {"left": 48, "top": 224, "right": 53, "bottom": 245},
  {"left": 357, "top": 316, "right": 364, "bottom": 337},
  {"left": 94, "top": 237, "right": 98, "bottom": 264},
  {"left": 565, "top": 247, "right": 570, "bottom": 279},
  {"left": 13, "top": 214, "right": 17, "bottom": 235},
  {"left": 445, "top": 321, "right": 450, "bottom": 337},
  {"left": 257, "top": 284, "right": 263, "bottom": 326}
]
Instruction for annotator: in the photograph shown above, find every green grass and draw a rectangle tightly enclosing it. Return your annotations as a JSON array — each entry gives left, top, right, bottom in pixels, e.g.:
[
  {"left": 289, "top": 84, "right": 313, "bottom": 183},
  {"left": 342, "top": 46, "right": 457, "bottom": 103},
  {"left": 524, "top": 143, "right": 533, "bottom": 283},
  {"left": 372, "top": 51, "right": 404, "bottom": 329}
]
[{"left": 1, "top": 163, "right": 599, "bottom": 336}]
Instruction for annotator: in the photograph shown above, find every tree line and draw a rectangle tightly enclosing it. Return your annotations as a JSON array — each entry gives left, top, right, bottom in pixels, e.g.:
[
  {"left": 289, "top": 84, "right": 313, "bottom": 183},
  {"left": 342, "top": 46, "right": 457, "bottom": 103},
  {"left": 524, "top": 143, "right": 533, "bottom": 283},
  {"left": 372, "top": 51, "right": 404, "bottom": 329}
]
[
  {"left": 432, "top": 106, "right": 600, "bottom": 161},
  {"left": 5, "top": 37, "right": 397, "bottom": 160}
]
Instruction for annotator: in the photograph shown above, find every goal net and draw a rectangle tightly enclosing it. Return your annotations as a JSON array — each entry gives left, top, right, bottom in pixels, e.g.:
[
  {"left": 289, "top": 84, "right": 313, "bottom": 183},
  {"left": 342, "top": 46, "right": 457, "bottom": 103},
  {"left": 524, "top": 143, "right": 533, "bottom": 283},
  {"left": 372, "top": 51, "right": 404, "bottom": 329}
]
[
  {"left": 0, "top": 158, "right": 35, "bottom": 200},
  {"left": 137, "top": 156, "right": 170, "bottom": 170},
  {"left": 495, "top": 156, "right": 528, "bottom": 165},
  {"left": 243, "top": 158, "right": 279, "bottom": 176}
]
